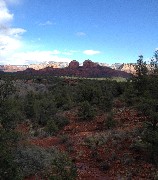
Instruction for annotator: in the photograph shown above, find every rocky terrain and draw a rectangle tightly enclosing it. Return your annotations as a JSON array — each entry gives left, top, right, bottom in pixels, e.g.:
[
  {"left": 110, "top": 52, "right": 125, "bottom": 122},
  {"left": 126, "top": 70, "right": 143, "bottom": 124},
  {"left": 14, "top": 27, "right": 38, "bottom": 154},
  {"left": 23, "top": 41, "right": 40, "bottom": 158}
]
[
  {"left": 17, "top": 99, "right": 157, "bottom": 180},
  {"left": 17, "top": 60, "right": 131, "bottom": 78},
  {"left": 0, "top": 60, "right": 135, "bottom": 74},
  {"left": 0, "top": 61, "right": 69, "bottom": 72},
  {"left": 0, "top": 60, "right": 155, "bottom": 76},
  {"left": 1, "top": 72, "right": 158, "bottom": 179}
]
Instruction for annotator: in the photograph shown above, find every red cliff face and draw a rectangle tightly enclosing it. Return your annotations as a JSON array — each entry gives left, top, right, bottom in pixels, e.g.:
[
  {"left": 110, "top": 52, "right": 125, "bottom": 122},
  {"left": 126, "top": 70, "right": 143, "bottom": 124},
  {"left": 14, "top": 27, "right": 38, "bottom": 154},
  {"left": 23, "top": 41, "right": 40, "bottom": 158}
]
[
  {"left": 68, "top": 60, "right": 79, "bottom": 68},
  {"left": 83, "top": 60, "right": 99, "bottom": 68}
]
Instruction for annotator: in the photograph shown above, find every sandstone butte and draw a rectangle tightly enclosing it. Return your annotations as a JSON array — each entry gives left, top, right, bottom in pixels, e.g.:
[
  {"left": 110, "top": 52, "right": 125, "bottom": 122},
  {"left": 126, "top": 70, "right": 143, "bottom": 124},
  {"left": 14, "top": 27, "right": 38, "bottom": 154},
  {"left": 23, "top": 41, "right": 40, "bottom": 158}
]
[
  {"left": 17, "top": 60, "right": 131, "bottom": 78},
  {"left": 1, "top": 60, "right": 155, "bottom": 75}
]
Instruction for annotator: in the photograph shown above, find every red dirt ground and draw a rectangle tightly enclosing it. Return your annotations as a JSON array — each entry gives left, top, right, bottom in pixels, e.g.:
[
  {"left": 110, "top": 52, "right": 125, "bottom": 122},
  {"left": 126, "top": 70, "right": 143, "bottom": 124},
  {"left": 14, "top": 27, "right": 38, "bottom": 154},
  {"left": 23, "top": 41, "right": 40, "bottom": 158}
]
[{"left": 19, "top": 106, "right": 157, "bottom": 180}]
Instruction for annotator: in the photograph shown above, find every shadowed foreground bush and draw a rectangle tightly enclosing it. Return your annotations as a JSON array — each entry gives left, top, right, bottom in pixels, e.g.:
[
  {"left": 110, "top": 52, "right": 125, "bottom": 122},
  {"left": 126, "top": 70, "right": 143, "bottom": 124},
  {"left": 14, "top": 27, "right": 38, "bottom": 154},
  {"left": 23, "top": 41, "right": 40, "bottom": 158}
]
[{"left": 14, "top": 145, "right": 77, "bottom": 179}]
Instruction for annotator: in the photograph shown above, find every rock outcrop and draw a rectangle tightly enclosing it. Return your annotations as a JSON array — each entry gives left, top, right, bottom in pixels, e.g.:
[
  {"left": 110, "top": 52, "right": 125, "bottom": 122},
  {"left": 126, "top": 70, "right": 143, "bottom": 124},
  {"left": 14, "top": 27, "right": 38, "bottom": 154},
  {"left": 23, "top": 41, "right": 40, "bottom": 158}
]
[
  {"left": 118, "top": 63, "right": 154, "bottom": 75},
  {"left": 118, "top": 63, "right": 137, "bottom": 74},
  {"left": 83, "top": 60, "right": 99, "bottom": 68},
  {"left": 18, "top": 60, "right": 131, "bottom": 78},
  {"left": 68, "top": 60, "right": 79, "bottom": 68},
  {"left": 0, "top": 65, "right": 28, "bottom": 72},
  {"left": 0, "top": 62, "right": 69, "bottom": 72}
]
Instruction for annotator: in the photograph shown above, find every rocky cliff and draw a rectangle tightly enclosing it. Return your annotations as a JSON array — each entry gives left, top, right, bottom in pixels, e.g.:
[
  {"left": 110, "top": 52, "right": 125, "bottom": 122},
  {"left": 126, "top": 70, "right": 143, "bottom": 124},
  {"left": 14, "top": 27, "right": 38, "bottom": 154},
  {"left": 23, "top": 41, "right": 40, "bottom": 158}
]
[
  {"left": 118, "top": 63, "right": 137, "bottom": 74},
  {"left": 18, "top": 60, "right": 131, "bottom": 78},
  {"left": 2, "top": 60, "right": 152, "bottom": 76},
  {"left": 0, "top": 62, "right": 69, "bottom": 72},
  {"left": 118, "top": 63, "right": 154, "bottom": 75}
]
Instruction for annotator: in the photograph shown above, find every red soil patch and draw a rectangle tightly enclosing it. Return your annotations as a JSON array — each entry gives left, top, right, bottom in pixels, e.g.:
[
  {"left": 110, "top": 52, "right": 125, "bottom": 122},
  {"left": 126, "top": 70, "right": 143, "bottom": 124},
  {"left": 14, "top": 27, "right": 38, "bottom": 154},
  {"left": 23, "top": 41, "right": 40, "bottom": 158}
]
[
  {"left": 29, "top": 136, "right": 60, "bottom": 148},
  {"left": 16, "top": 123, "right": 30, "bottom": 134},
  {"left": 23, "top": 107, "right": 157, "bottom": 179}
]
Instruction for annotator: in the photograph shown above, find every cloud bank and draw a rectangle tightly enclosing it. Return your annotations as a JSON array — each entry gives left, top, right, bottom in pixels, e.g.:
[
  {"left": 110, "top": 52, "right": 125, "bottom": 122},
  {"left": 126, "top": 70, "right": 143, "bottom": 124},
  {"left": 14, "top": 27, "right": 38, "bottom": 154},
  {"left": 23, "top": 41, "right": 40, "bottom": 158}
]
[
  {"left": 83, "top": 50, "right": 101, "bottom": 55},
  {"left": 0, "top": 2, "right": 70, "bottom": 65},
  {"left": 0, "top": 0, "right": 13, "bottom": 23},
  {"left": 0, "top": 0, "right": 26, "bottom": 64},
  {"left": 0, "top": 1, "right": 101, "bottom": 65},
  {"left": 8, "top": 51, "right": 72, "bottom": 65}
]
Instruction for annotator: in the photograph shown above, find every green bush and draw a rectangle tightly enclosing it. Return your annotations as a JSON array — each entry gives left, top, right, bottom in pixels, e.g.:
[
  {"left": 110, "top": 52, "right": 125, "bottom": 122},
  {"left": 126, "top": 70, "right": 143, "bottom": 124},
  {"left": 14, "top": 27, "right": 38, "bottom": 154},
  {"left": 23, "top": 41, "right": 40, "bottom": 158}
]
[
  {"left": 84, "top": 134, "right": 108, "bottom": 149},
  {"left": 104, "top": 112, "right": 117, "bottom": 129},
  {"left": 14, "top": 145, "right": 56, "bottom": 178},
  {"left": 45, "top": 115, "right": 69, "bottom": 135},
  {"left": 141, "top": 124, "right": 158, "bottom": 165},
  {"left": 49, "top": 151, "right": 77, "bottom": 180},
  {"left": 0, "top": 129, "right": 22, "bottom": 180},
  {"left": 78, "top": 101, "right": 96, "bottom": 121},
  {"left": 45, "top": 120, "right": 59, "bottom": 135},
  {"left": 53, "top": 115, "right": 69, "bottom": 129},
  {"left": 34, "top": 98, "right": 57, "bottom": 126},
  {"left": 99, "top": 95, "right": 113, "bottom": 112}
]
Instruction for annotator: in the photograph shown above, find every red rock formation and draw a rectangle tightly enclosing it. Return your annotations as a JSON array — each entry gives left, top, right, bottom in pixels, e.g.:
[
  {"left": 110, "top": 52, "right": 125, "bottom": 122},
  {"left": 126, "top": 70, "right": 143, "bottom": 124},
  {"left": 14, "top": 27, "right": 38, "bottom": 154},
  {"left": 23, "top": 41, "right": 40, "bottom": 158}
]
[
  {"left": 19, "top": 60, "right": 131, "bottom": 78},
  {"left": 83, "top": 60, "right": 99, "bottom": 68},
  {"left": 68, "top": 60, "right": 79, "bottom": 68}
]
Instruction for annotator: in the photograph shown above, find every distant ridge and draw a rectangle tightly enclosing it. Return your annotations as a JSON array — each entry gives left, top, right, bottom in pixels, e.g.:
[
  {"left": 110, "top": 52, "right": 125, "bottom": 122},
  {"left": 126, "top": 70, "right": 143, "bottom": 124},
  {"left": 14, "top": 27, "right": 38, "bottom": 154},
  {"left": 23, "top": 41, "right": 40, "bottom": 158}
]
[
  {"left": 0, "top": 61, "right": 69, "bottom": 72},
  {"left": 17, "top": 60, "right": 131, "bottom": 78},
  {"left": 1, "top": 60, "right": 145, "bottom": 76}
]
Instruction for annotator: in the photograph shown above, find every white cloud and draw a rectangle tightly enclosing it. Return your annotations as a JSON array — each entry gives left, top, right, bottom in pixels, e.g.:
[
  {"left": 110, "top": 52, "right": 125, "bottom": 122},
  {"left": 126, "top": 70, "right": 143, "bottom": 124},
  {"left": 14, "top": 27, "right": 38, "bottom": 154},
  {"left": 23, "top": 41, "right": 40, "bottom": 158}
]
[
  {"left": 7, "top": 28, "right": 26, "bottom": 36},
  {"left": 0, "top": 0, "right": 26, "bottom": 64},
  {"left": 51, "top": 50, "right": 60, "bottom": 54},
  {"left": 0, "top": 0, "right": 13, "bottom": 23},
  {"left": 0, "top": 34, "right": 21, "bottom": 51},
  {"left": 5, "top": 0, "right": 20, "bottom": 5},
  {"left": 0, "top": 27, "right": 26, "bottom": 57},
  {"left": 6, "top": 51, "right": 72, "bottom": 65},
  {"left": 83, "top": 50, "right": 101, "bottom": 55},
  {"left": 76, "top": 32, "right": 86, "bottom": 36},
  {"left": 39, "top": 20, "right": 53, "bottom": 26}
]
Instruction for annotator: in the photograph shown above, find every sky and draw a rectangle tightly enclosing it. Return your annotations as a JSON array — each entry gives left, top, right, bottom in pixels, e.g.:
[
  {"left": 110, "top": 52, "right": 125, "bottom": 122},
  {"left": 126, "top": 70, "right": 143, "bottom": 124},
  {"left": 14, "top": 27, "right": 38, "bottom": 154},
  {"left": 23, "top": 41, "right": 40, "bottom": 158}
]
[{"left": 0, "top": 0, "right": 158, "bottom": 65}]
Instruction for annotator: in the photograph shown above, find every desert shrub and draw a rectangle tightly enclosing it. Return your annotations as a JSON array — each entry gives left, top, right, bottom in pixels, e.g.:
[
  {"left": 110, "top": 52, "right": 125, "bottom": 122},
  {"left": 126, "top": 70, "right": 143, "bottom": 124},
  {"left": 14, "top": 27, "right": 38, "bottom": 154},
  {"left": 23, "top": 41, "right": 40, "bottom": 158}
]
[
  {"left": 53, "top": 115, "right": 69, "bottom": 129},
  {"left": 45, "top": 120, "right": 59, "bottom": 135},
  {"left": 33, "top": 98, "right": 57, "bottom": 126},
  {"left": 78, "top": 101, "right": 96, "bottom": 121},
  {"left": 141, "top": 124, "right": 158, "bottom": 165},
  {"left": 84, "top": 134, "right": 108, "bottom": 149},
  {"left": 14, "top": 145, "right": 55, "bottom": 178},
  {"left": 104, "top": 112, "right": 117, "bottom": 129},
  {"left": 59, "top": 134, "right": 74, "bottom": 152},
  {"left": 24, "top": 91, "right": 36, "bottom": 119},
  {"left": 0, "top": 99, "right": 25, "bottom": 130},
  {"left": 54, "top": 94, "right": 68, "bottom": 109},
  {"left": 123, "top": 81, "right": 138, "bottom": 106},
  {"left": 0, "top": 148, "right": 21, "bottom": 180},
  {"left": 59, "top": 134, "right": 69, "bottom": 143},
  {"left": 0, "top": 129, "right": 22, "bottom": 180},
  {"left": 49, "top": 151, "right": 77, "bottom": 180},
  {"left": 75, "top": 81, "right": 102, "bottom": 104},
  {"left": 134, "top": 97, "right": 158, "bottom": 164},
  {"left": 45, "top": 115, "right": 69, "bottom": 135},
  {"left": 99, "top": 95, "right": 113, "bottom": 112},
  {"left": 14, "top": 145, "right": 76, "bottom": 179},
  {"left": 0, "top": 80, "right": 15, "bottom": 101},
  {"left": 53, "top": 86, "right": 74, "bottom": 110}
]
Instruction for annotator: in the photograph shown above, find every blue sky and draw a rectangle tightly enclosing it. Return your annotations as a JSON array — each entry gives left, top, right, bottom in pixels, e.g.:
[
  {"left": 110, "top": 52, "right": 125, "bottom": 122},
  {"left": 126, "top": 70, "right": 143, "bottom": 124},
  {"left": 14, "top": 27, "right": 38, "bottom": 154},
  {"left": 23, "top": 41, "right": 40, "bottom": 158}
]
[{"left": 0, "top": 0, "right": 158, "bottom": 65}]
